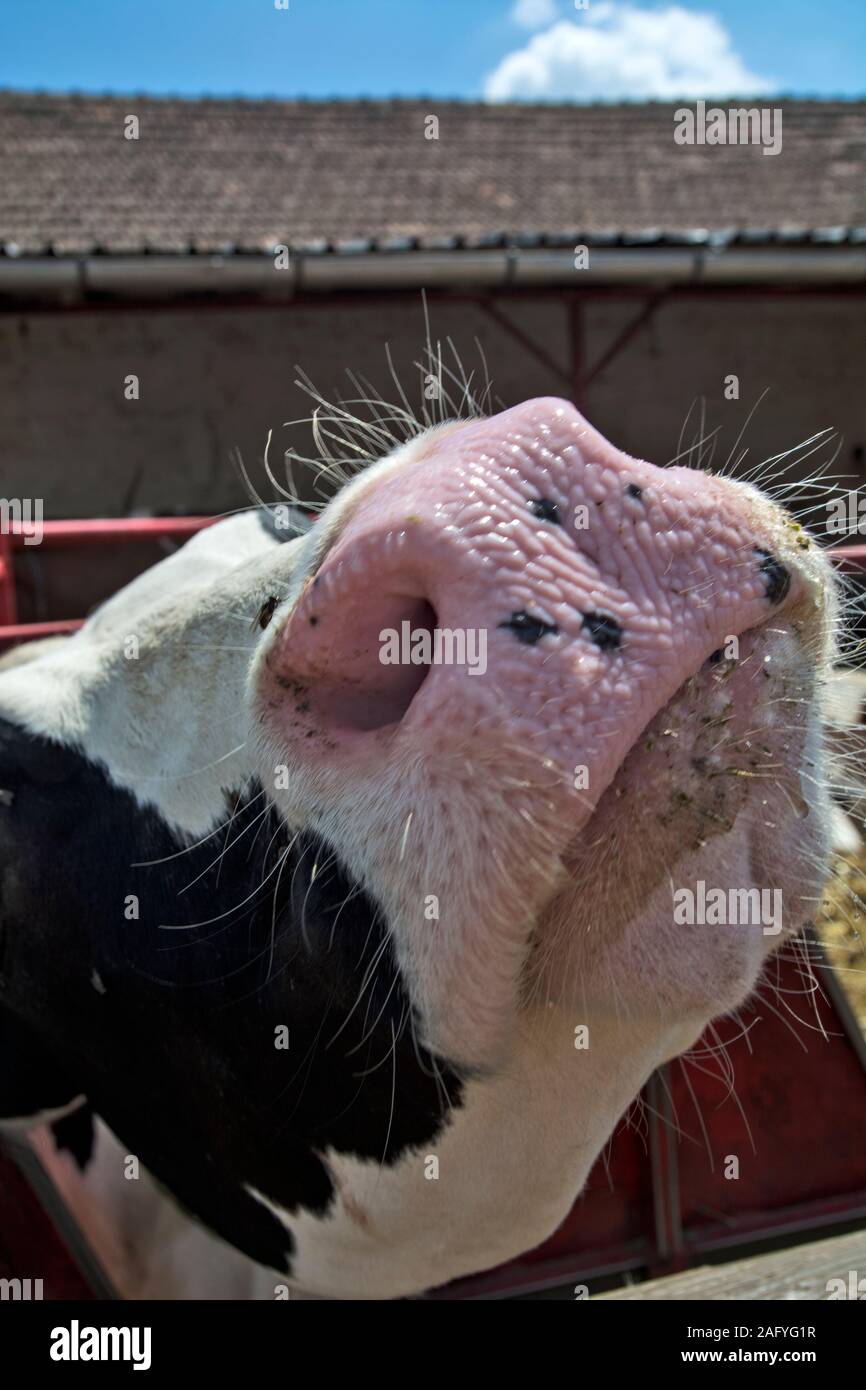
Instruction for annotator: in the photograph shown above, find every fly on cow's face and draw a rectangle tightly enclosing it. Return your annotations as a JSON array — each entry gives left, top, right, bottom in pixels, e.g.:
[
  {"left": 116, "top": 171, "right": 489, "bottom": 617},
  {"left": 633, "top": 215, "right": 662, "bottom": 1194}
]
[{"left": 254, "top": 596, "right": 279, "bottom": 631}]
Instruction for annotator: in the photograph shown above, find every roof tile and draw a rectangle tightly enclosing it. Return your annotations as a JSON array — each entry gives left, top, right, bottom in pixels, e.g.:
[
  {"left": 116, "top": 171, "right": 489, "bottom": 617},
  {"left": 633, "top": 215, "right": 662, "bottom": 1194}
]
[{"left": 0, "top": 92, "right": 863, "bottom": 254}]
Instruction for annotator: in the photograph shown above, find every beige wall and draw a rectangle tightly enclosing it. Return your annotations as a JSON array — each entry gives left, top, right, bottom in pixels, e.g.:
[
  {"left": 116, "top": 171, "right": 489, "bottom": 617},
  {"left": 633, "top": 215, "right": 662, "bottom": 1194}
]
[{"left": 0, "top": 292, "right": 863, "bottom": 619}]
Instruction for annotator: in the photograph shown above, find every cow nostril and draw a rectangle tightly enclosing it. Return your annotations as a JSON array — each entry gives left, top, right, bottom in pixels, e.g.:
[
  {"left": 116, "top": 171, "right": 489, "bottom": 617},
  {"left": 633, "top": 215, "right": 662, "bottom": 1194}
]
[
  {"left": 754, "top": 547, "right": 791, "bottom": 605},
  {"left": 281, "top": 595, "right": 437, "bottom": 735}
]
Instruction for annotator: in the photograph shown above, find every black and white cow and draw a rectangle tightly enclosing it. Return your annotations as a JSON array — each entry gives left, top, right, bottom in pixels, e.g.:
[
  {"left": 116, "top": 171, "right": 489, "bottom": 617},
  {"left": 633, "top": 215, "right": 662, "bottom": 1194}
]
[{"left": 0, "top": 397, "right": 839, "bottom": 1297}]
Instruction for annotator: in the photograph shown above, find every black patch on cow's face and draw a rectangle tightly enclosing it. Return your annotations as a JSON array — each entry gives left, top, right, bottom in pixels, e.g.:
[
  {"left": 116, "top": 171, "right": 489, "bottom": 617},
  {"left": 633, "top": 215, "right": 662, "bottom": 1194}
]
[{"left": 0, "top": 720, "right": 462, "bottom": 1274}]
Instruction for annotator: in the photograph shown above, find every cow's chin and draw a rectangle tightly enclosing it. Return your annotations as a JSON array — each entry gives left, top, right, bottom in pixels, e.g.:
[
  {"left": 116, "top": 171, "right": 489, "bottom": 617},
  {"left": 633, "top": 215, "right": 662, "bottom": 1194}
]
[{"left": 522, "top": 629, "right": 832, "bottom": 1058}]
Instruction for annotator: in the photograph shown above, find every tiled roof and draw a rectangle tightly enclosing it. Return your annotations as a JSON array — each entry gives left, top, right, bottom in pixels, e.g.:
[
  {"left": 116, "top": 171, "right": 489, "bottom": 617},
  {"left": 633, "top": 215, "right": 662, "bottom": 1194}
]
[{"left": 1, "top": 91, "right": 864, "bottom": 256}]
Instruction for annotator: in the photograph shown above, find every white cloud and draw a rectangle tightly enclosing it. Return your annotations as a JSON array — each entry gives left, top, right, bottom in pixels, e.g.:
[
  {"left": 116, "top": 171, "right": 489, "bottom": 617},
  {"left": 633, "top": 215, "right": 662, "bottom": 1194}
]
[
  {"left": 485, "top": 3, "right": 774, "bottom": 101},
  {"left": 511, "top": 0, "right": 560, "bottom": 29}
]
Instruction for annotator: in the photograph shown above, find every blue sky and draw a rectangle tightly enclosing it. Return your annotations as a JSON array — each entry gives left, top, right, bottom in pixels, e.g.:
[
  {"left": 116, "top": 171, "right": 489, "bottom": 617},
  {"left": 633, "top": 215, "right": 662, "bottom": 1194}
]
[{"left": 1, "top": 0, "right": 863, "bottom": 101}]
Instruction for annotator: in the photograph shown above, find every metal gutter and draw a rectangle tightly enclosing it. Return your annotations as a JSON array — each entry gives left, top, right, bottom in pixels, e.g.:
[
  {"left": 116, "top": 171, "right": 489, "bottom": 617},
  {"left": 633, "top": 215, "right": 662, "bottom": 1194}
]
[{"left": 0, "top": 245, "right": 864, "bottom": 302}]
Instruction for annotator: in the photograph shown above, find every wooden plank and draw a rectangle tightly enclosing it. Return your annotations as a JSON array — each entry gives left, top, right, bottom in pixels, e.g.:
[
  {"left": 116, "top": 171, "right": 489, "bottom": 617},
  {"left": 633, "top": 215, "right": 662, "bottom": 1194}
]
[{"left": 596, "top": 1229, "right": 866, "bottom": 1300}]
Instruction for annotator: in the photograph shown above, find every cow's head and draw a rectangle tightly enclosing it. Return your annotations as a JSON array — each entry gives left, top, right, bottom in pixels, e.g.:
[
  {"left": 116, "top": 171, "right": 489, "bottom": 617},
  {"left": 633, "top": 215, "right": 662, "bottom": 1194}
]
[{"left": 0, "top": 396, "right": 839, "bottom": 1296}]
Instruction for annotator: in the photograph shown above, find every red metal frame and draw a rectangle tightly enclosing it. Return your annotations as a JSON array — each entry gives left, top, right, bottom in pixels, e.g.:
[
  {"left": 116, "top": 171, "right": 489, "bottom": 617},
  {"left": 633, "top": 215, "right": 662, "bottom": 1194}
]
[{"left": 0, "top": 516, "right": 216, "bottom": 644}]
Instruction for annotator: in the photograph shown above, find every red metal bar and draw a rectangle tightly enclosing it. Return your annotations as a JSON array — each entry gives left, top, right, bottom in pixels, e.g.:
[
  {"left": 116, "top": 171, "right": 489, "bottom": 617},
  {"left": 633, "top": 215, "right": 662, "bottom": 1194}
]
[
  {"left": 0, "top": 531, "right": 16, "bottom": 625},
  {"left": 7, "top": 516, "right": 216, "bottom": 550},
  {"left": 646, "top": 1066, "right": 686, "bottom": 1272},
  {"left": 0, "top": 619, "right": 83, "bottom": 644},
  {"left": 0, "top": 517, "right": 217, "bottom": 650},
  {"left": 831, "top": 544, "right": 866, "bottom": 573}
]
